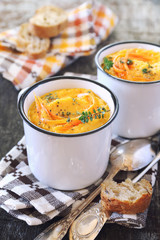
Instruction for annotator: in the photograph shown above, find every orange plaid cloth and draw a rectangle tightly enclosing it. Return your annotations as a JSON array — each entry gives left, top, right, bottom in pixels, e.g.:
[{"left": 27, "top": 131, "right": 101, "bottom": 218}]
[{"left": 0, "top": 2, "right": 118, "bottom": 90}]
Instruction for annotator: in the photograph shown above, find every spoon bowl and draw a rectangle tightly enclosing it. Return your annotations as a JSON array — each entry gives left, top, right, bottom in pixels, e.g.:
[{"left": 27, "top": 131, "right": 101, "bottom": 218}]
[
  {"left": 110, "top": 139, "right": 157, "bottom": 171},
  {"left": 34, "top": 136, "right": 160, "bottom": 240},
  {"left": 68, "top": 138, "right": 160, "bottom": 240}
]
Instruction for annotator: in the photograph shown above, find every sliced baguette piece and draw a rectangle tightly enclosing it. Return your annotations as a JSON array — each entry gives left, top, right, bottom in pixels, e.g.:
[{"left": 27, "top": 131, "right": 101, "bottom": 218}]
[
  {"left": 17, "top": 23, "right": 50, "bottom": 59},
  {"left": 29, "top": 5, "right": 68, "bottom": 38},
  {"left": 26, "top": 38, "right": 50, "bottom": 59},
  {"left": 101, "top": 178, "right": 152, "bottom": 214}
]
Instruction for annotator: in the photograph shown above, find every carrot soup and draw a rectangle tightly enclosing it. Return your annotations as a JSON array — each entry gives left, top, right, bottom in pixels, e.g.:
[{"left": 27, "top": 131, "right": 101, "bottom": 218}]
[
  {"left": 101, "top": 48, "right": 160, "bottom": 82},
  {"left": 28, "top": 88, "right": 110, "bottom": 134}
]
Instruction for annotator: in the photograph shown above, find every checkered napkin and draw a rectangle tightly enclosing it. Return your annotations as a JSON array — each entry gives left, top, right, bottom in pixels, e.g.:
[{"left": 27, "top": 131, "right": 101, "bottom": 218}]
[
  {"left": 0, "top": 1, "right": 118, "bottom": 90},
  {"left": 0, "top": 72, "right": 158, "bottom": 228},
  {"left": 0, "top": 134, "right": 158, "bottom": 227}
]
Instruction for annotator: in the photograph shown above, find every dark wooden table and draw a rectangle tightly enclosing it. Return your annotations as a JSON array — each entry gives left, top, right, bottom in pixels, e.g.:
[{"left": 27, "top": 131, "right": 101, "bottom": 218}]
[{"left": 0, "top": 0, "right": 160, "bottom": 239}]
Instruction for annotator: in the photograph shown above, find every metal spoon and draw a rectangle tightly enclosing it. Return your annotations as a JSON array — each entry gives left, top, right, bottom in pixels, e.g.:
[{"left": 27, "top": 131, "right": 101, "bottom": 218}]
[
  {"left": 109, "top": 138, "right": 157, "bottom": 172},
  {"left": 69, "top": 139, "right": 159, "bottom": 240},
  {"left": 34, "top": 138, "right": 159, "bottom": 240}
]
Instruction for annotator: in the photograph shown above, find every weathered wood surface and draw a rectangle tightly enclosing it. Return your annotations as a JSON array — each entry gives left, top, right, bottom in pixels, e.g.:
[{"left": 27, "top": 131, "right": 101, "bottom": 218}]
[{"left": 0, "top": 0, "right": 160, "bottom": 239}]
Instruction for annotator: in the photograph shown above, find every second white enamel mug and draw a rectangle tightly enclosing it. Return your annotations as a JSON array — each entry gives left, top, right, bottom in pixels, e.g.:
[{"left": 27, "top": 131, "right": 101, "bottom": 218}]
[{"left": 95, "top": 41, "right": 160, "bottom": 138}]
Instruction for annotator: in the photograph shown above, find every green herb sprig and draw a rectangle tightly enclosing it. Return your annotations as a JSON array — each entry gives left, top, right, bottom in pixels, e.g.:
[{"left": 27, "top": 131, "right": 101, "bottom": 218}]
[
  {"left": 127, "top": 59, "right": 133, "bottom": 65},
  {"left": 120, "top": 58, "right": 133, "bottom": 65},
  {"left": 142, "top": 63, "right": 153, "bottom": 75},
  {"left": 103, "top": 57, "right": 113, "bottom": 70},
  {"left": 44, "top": 93, "right": 59, "bottom": 102},
  {"left": 142, "top": 68, "right": 150, "bottom": 74},
  {"left": 78, "top": 107, "right": 109, "bottom": 124},
  {"left": 44, "top": 93, "right": 55, "bottom": 102}
]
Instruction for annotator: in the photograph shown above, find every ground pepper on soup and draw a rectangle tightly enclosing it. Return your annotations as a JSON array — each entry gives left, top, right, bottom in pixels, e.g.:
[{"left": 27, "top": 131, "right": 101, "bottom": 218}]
[
  {"left": 28, "top": 88, "right": 110, "bottom": 134},
  {"left": 101, "top": 48, "right": 160, "bottom": 82}
]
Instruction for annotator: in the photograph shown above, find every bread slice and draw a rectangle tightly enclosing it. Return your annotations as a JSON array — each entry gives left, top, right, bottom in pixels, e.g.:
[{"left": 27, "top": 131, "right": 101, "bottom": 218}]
[
  {"left": 17, "top": 23, "right": 50, "bottom": 59},
  {"left": 29, "top": 5, "right": 68, "bottom": 38},
  {"left": 101, "top": 178, "right": 152, "bottom": 214}
]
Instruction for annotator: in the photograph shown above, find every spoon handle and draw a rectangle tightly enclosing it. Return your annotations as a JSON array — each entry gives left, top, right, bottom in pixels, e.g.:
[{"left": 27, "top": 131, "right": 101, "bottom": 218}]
[
  {"left": 34, "top": 185, "right": 101, "bottom": 240},
  {"left": 132, "top": 151, "right": 160, "bottom": 183},
  {"left": 34, "top": 166, "right": 119, "bottom": 240},
  {"left": 69, "top": 203, "right": 110, "bottom": 240},
  {"left": 69, "top": 152, "right": 160, "bottom": 240}
]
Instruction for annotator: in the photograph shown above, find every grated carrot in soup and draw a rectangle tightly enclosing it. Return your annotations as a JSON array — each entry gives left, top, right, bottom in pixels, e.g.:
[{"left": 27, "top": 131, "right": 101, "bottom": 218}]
[
  {"left": 101, "top": 48, "right": 160, "bottom": 82},
  {"left": 28, "top": 88, "right": 110, "bottom": 134}
]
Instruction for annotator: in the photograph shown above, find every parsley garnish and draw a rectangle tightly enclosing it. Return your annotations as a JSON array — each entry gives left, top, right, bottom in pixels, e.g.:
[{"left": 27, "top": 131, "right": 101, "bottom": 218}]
[
  {"left": 142, "top": 68, "right": 150, "bottom": 74},
  {"left": 120, "top": 59, "right": 133, "bottom": 65},
  {"left": 45, "top": 93, "right": 55, "bottom": 102},
  {"left": 78, "top": 107, "right": 109, "bottom": 124},
  {"left": 66, "top": 112, "right": 71, "bottom": 116},
  {"left": 72, "top": 98, "right": 78, "bottom": 105},
  {"left": 108, "top": 56, "right": 113, "bottom": 60},
  {"left": 127, "top": 59, "right": 133, "bottom": 65},
  {"left": 44, "top": 93, "right": 59, "bottom": 102},
  {"left": 103, "top": 57, "right": 113, "bottom": 70}
]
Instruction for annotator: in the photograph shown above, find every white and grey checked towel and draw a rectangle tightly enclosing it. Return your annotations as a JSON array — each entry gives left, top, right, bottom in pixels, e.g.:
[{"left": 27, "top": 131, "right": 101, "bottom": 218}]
[
  {"left": 0, "top": 134, "right": 158, "bottom": 227},
  {"left": 0, "top": 72, "right": 158, "bottom": 227}
]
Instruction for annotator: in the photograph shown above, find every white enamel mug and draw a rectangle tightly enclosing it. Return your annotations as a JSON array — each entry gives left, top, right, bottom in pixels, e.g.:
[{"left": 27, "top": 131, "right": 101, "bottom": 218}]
[
  {"left": 95, "top": 41, "right": 160, "bottom": 139},
  {"left": 18, "top": 76, "right": 118, "bottom": 190}
]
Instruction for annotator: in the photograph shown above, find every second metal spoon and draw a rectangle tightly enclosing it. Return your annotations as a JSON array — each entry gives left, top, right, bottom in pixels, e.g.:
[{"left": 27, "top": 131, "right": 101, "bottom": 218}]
[{"left": 34, "top": 138, "right": 158, "bottom": 240}]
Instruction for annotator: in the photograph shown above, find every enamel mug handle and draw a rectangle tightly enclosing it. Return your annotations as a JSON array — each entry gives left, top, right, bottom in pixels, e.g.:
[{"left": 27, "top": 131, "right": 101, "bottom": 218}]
[{"left": 17, "top": 87, "right": 29, "bottom": 103}]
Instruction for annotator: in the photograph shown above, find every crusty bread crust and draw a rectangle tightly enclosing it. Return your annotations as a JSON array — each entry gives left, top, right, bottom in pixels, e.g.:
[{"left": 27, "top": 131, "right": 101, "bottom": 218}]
[
  {"left": 17, "top": 23, "right": 50, "bottom": 59},
  {"left": 101, "top": 179, "right": 152, "bottom": 214},
  {"left": 26, "top": 40, "right": 50, "bottom": 59},
  {"left": 35, "top": 5, "right": 66, "bottom": 15},
  {"left": 29, "top": 5, "right": 68, "bottom": 38},
  {"left": 29, "top": 20, "right": 67, "bottom": 39}
]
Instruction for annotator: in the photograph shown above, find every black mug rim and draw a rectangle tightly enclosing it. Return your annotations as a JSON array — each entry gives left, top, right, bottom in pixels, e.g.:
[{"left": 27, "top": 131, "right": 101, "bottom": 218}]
[
  {"left": 18, "top": 75, "right": 119, "bottom": 137},
  {"left": 95, "top": 40, "right": 160, "bottom": 85}
]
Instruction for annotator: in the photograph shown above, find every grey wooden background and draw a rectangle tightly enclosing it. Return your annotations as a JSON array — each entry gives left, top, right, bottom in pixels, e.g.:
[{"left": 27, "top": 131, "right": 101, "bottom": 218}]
[{"left": 0, "top": 0, "right": 160, "bottom": 239}]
